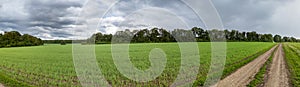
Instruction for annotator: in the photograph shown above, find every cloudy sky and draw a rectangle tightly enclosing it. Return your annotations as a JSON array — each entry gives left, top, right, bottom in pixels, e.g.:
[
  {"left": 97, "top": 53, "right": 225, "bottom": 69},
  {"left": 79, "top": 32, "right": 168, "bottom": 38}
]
[{"left": 0, "top": 0, "right": 299, "bottom": 40}]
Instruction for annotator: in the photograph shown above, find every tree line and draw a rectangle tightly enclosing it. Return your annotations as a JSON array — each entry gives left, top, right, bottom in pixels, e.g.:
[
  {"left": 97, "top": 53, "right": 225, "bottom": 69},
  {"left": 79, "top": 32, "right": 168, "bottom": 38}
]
[
  {"left": 3, "top": 28, "right": 297, "bottom": 47},
  {"left": 0, "top": 31, "right": 43, "bottom": 48},
  {"left": 43, "top": 40, "right": 72, "bottom": 44},
  {"left": 88, "top": 27, "right": 299, "bottom": 43}
]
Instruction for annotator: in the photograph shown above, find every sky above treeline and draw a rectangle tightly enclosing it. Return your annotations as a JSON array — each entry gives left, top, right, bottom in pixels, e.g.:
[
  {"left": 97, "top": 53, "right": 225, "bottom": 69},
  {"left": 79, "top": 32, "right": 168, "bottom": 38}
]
[{"left": 0, "top": 0, "right": 299, "bottom": 40}]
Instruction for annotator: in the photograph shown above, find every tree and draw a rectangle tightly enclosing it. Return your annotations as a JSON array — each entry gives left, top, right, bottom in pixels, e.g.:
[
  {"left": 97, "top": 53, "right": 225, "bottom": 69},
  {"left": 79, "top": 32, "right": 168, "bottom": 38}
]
[
  {"left": 274, "top": 35, "right": 282, "bottom": 42},
  {"left": 0, "top": 31, "right": 43, "bottom": 48},
  {"left": 61, "top": 40, "right": 66, "bottom": 45},
  {"left": 260, "top": 34, "right": 273, "bottom": 42},
  {"left": 171, "top": 29, "right": 195, "bottom": 42},
  {"left": 291, "top": 37, "right": 297, "bottom": 42},
  {"left": 150, "top": 28, "right": 160, "bottom": 42},
  {"left": 229, "top": 30, "right": 238, "bottom": 41},
  {"left": 159, "top": 29, "right": 175, "bottom": 42},
  {"left": 192, "top": 27, "right": 206, "bottom": 41},
  {"left": 246, "top": 31, "right": 259, "bottom": 41},
  {"left": 87, "top": 27, "right": 298, "bottom": 43},
  {"left": 132, "top": 29, "right": 151, "bottom": 43},
  {"left": 209, "top": 29, "right": 225, "bottom": 41},
  {"left": 239, "top": 32, "right": 247, "bottom": 41},
  {"left": 282, "top": 37, "right": 289, "bottom": 42},
  {"left": 0, "top": 33, "right": 3, "bottom": 47}
]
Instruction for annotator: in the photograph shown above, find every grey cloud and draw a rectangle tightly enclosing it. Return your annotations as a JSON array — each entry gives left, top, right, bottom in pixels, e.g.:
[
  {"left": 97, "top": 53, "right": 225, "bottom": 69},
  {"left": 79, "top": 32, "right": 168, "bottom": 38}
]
[
  {"left": 103, "top": 0, "right": 204, "bottom": 30},
  {"left": 212, "top": 0, "right": 291, "bottom": 28},
  {"left": 0, "top": 0, "right": 28, "bottom": 32},
  {"left": 0, "top": 0, "right": 86, "bottom": 39},
  {"left": 26, "top": 0, "right": 82, "bottom": 29},
  {"left": 211, "top": 0, "right": 300, "bottom": 38},
  {"left": 0, "top": 0, "right": 299, "bottom": 39},
  {"left": 51, "top": 31, "right": 73, "bottom": 38}
]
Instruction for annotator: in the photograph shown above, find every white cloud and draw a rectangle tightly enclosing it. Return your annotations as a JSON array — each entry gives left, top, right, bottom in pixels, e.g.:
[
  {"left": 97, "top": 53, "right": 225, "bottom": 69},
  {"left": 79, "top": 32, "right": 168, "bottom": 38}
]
[
  {"left": 0, "top": 0, "right": 28, "bottom": 20},
  {"left": 101, "top": 16, "right": 125, "bottom": 23},
  {"left": 0, "top": 31, "right": 4, "bottom": 34}
]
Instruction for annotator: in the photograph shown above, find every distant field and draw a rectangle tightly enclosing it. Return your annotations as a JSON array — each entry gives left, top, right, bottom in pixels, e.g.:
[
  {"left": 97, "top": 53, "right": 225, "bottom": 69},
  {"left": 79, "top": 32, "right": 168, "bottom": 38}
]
[
  {"left": 0, "top": 42, "right": 275, "bottom": 86},
  {"left": 283, "top": 43, "right": 300, "bottom": 86}
]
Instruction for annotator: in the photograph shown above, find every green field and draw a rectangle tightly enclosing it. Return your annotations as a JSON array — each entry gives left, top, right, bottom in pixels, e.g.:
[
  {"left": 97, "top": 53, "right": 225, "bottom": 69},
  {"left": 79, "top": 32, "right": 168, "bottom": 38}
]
[
  {"left": 0, "top": 42, "right": 275, "bottom": 86},
  {"left": 283, "top": 43, "right": 300, "bottom": 86}
]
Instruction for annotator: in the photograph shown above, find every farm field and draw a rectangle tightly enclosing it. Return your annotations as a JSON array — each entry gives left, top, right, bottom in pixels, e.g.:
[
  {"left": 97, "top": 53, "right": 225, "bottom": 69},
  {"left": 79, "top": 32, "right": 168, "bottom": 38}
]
[
  {"left": 0, "top": 42, "right": 275, "bottom": 87},
  {"left": 283, "top": 43, "right": 300, "bottom": 86}
]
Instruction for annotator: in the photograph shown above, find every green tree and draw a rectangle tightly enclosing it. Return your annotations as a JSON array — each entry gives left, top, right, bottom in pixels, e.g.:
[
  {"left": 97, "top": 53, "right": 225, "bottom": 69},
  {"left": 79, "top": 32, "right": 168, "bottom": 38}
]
[
  {"left": 132, "top": 29, "right": 151, "bottom": 43},
  {"left": 247, "top": 31, "right": 259, "bottom": 41},
  {"left": 61, "top": 40, "right": 66, "bottom": 45},
  {"left": 282, "top": 37, "right": 291, "bottom": 42},
  {"left": 191, "top": 27, "right": 206, "bottom": 41},
  {"left": 0, "top": 33, "right": 3, "bottom": 47},
  {"left": 159, "top": 29, "right": 175, "bottom": 42},
  {"left": 273, "top": 35, "right": 282, "bottom": 42},
  {"left": 150, "top": 28, "right": 160, "bottom": 42},
  {"left": 0, "top": 31, "right": 43, "bottom": 47},
  {"left": 260, "top": 34, "right": 273, "bottom": 42},
  {"left": 291, "top": 37, "right": 297, "bottom": 42}
]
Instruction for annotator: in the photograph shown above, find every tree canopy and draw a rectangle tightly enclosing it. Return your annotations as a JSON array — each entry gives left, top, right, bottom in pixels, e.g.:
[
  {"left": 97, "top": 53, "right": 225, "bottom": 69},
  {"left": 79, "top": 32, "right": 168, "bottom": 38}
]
[
  {"left": 0, "top": 31, "right": 43, "bottom": 48},
  {"left": 88, "top": 27, "right": 299, "bottom": 43}
]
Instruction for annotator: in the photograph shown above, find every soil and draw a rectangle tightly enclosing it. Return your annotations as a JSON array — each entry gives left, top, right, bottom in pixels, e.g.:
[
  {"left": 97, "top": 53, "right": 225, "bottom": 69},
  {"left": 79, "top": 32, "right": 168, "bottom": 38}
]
[{"left": 264, "top": 44, "right": 289, "bottom": 87}]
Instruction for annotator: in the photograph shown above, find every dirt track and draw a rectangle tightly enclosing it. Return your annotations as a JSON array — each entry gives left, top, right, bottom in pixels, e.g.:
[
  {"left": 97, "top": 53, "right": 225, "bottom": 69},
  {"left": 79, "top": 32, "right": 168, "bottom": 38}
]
[
  {"left": 264, "top": 44, "right": 289, "bottom": 87},
  {"left": 213, "top": 45, "right": 277, "bottom": 87},
  {"left": 0, "top": 84, "right": 4, "bottom": 87}
]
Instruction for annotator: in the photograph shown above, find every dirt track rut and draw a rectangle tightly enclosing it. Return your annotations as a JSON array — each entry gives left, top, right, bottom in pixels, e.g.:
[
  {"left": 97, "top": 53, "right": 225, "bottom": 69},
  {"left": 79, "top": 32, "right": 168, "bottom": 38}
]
[
  {"left": 213, "top": 45, "right": 277, "bottom": 87},
  {"left": 264, "top": 44, "right": 289, "bottom": 87}
]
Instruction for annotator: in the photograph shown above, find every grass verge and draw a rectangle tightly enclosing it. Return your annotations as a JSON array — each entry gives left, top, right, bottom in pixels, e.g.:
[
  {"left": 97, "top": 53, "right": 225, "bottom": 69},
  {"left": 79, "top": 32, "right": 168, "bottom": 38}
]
[{"left": 283, "top": 43, "right": 300, "bottom": 86}]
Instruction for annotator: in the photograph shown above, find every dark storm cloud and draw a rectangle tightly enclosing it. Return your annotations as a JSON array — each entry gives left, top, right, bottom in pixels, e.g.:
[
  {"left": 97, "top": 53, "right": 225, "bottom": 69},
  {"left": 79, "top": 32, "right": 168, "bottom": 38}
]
[
  {"left": 26, "top": 0, "right": 82, "bottom": 29},
  {"left": 0, "top": 0, "right": 85, "bottom": 39}
]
